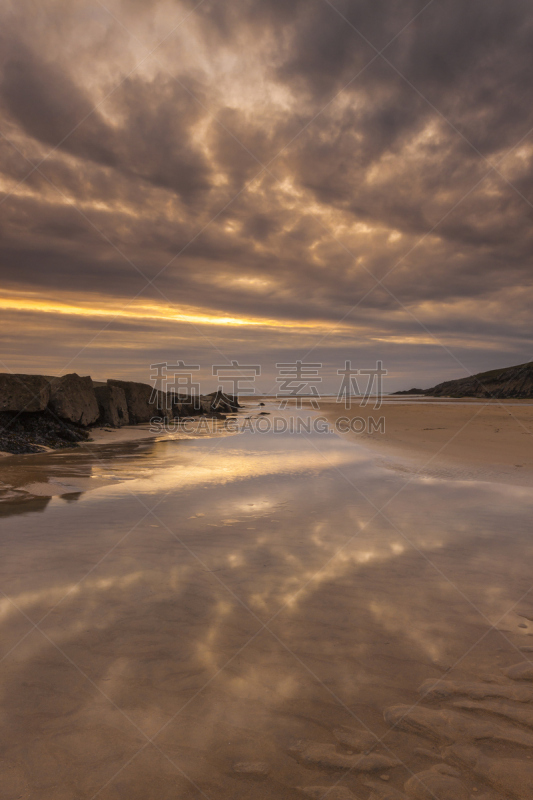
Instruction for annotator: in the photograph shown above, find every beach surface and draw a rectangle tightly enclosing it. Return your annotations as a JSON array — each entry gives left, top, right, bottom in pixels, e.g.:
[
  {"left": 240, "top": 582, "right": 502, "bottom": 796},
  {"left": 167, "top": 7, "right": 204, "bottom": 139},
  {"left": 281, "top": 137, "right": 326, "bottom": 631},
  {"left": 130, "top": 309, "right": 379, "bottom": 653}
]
[
  {"left": 319, "top": 398, "right": 533, "bottom": 486},
  {"left": 2, "top": 404, "right": 533, "bottom": 799},
  {"left": 5, "top": 398, "right": 532, "bottom": 487}
]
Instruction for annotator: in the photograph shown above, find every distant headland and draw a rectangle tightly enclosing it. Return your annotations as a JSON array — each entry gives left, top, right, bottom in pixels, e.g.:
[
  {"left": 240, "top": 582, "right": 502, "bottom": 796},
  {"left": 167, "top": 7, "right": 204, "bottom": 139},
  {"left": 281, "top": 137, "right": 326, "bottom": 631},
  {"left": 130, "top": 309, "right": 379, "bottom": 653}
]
[{"left": 394, "top": 361, "right": 533, "bottom": 399}]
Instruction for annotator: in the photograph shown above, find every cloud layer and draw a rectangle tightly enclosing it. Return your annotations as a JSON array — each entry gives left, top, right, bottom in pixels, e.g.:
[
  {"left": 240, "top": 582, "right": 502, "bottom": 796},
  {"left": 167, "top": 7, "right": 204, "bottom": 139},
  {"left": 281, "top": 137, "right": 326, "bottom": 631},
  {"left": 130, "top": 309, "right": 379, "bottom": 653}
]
[{"left": 1, "top": 0, "right": 532, "bottom": 388}]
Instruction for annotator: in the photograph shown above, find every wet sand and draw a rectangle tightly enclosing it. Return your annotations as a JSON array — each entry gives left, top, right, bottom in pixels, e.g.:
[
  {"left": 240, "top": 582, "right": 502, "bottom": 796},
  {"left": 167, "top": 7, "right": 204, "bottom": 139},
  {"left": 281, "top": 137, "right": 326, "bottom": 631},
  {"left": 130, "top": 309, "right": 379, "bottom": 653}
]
[
  {"left": 0, "top": 418, "right": 242, "bottom": 501},
  {"left": 1, "top": 407, "right": 533, "bottom": 799},
  {"left": 319, "top": 399, "right": 533, "bottom": 486}
]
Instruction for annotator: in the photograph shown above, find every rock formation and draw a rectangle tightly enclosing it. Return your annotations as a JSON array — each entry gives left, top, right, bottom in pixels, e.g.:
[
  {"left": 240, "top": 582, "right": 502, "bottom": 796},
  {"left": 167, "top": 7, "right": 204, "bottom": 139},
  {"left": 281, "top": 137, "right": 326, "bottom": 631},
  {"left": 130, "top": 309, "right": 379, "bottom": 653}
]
[
  {"left": 0, "top": 371, "right": 244, "bottom": 453},
  {"left": 107, "top": 379, "right": 157, "bottom": 424},
  {"left": 48, "top": 373, "right": 100, "bottom": 426},
  {"left": 94, "top": 384, "right": 129, "bottom": 427},
  {"left": 395, "top": 360, "right": 533, "bottom": 398},
  {"left": 0, "top": 373, "right": 51, "bottom": 412}
]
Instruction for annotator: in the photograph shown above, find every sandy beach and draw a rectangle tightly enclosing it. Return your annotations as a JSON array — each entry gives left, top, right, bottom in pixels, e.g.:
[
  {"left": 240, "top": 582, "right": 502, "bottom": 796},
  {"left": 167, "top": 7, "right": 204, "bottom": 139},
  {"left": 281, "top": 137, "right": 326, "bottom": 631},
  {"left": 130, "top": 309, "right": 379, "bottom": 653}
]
[
  {"left": 319, "top": 399, "right": 533, "bottom": 486},
  {"left": 3, "top": 400, "right": 532, "bottom": 492},
  {"left": 2, "top": 406, "right": 533, "bottom": 800}
]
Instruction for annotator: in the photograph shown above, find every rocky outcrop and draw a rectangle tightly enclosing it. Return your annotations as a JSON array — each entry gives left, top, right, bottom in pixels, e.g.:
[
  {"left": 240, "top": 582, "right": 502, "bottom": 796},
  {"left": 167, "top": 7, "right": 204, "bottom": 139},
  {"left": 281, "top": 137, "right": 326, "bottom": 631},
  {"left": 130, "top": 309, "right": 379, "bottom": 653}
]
[
  {"left": 0, "top": 373, "right": 51, "bottom": 412},
  {"left": 94, "top": 384, "right": 129, "bottom": 427},
  {"left": 396, "top": 360, "right": 533, "bottom": 398},
  {"left": 168, "top": 391, "right": 237, "bottom": 418},
  {"left": 169, "top": 395, "right": 199, "bottom": 417},
  {"left": 107, "top": 379, "right": 158, "bottom": 424},
  {"left": 48, "top": 373, "right": 99, "bottom": 426},
  {"left": 0, "top": 372, "right": 243, "bottom": 454},
  {"left": 0, "top": 410, "right": 89, "bottom": 454},
  {"left": 206, "top": 390, "right": 241, "bottom": 412}
]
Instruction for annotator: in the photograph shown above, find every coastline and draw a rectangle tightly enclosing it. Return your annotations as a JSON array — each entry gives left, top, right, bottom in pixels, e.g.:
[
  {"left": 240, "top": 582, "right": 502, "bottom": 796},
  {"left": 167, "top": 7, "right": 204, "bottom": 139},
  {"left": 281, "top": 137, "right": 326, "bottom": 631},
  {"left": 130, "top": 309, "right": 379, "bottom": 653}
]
[
  {"left": 2, "top": 400, "right": 533, "bottom": 495},
  {"left": 89, "top": 399, "right": 533, "bottom": 487},
  {"left": 0, "top": 423, "right": 162, "bottom": 459}
]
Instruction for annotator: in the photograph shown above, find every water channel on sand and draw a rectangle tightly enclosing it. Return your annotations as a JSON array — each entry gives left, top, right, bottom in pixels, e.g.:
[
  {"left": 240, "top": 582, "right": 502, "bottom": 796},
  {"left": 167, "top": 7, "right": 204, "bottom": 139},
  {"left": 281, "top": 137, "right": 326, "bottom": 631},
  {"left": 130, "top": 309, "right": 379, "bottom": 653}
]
[{"left": 1, "top": 406, "right": 533, "bottom": 799}]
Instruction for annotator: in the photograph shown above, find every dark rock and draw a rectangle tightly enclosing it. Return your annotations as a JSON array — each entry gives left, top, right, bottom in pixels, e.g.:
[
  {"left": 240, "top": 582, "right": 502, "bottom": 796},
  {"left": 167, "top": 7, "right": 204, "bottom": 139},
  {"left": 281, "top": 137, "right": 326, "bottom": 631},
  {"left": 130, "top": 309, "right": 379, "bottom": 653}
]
[
  {"left": 398, "top": 360, "right": 533, "bottom": 399},
  {"left": 108, "top": 379, "right": 158, "bottom": 423},
  {"left": 206, "top": 390, "right": 241, "bottom": 411},
  {"left": 0, "top": 373, "right": 51, "bottom": 412},
  {"left": 169, "top": 393, "right": 201, "bottom": 418},
  {"left": 0, "top": 410, "right": 89, "bottom": 454},
  {"left": 200, "top": 396, "right": 213, "bottom": 414},
  {"left": 94, "top": 384, "right": 129, "bottom": 427},
  {"left": 48, "top": 373, "right": 99, "bottom": 426}
]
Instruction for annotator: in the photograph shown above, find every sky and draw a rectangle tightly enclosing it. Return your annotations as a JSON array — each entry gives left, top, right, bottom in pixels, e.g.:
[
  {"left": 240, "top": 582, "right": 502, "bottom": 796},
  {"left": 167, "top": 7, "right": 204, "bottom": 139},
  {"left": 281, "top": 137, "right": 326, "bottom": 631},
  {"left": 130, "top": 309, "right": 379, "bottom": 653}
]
[{"left": 0, "top": 0, "right": 532, "bottom": 393}]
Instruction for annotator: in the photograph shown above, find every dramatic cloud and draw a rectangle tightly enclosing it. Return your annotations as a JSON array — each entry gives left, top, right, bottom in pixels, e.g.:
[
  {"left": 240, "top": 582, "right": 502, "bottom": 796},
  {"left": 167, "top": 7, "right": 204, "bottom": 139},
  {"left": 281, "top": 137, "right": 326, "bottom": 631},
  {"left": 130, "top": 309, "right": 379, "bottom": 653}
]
[{"left": 0, "top": 0, "right": 532, "bottom": 389}]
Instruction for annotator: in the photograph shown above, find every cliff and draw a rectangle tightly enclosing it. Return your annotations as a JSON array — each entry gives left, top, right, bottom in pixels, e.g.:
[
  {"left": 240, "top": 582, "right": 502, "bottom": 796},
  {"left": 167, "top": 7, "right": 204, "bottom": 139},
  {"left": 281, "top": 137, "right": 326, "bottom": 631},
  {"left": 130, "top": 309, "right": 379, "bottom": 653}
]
[{"left": 396, "top": 361, "right": 533, "bottom": 399}]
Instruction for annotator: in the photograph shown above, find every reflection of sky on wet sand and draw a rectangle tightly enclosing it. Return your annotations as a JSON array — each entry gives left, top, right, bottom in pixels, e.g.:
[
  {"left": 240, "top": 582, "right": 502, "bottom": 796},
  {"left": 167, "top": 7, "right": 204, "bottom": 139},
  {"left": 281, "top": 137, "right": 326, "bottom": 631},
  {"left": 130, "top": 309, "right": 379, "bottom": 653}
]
[{"left": 1, "top": 411, "right": 533, "bottom": 798}]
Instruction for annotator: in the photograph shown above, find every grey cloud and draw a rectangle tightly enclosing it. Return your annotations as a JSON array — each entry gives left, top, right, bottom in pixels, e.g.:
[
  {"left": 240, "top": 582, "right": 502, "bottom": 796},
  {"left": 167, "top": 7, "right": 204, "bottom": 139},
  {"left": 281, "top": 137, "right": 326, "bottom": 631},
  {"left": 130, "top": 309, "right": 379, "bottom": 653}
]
[{"left": 1, "top": 0, "right": 533, "bottom": 379}]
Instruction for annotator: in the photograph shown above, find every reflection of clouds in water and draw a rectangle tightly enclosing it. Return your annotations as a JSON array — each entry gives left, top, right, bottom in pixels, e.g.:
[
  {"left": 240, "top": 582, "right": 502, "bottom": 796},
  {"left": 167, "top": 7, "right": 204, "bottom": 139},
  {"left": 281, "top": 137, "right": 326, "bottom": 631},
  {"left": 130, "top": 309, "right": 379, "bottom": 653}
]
[{"left": 2, "top": 423, "right": 533, "bottom": 796}]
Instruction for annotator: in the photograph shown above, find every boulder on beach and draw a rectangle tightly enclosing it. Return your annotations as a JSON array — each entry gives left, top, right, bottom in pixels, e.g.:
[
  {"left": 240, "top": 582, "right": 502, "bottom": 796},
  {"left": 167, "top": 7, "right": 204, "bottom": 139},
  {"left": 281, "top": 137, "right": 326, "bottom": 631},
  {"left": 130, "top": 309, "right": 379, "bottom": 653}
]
[
  {"left": 207, "top": 390, "right": 240, "bottom": 411},
  {"left": 48, "top": 373, "right": 99, "bottom": 426},
  {"left": 108, "top": 379, "right": 158, "bottom": 424},
  {"left": 169, "top": 393, "right": 202, "bottom": 417},
  {"left": 0, "top": 373, "right": 51, "bottom": 413},
  {"left": 94, "top": 384, "right": 129, "bottom": 427},
  {"left": 200, "top": 396, "right": 214, "bottom": 414}
]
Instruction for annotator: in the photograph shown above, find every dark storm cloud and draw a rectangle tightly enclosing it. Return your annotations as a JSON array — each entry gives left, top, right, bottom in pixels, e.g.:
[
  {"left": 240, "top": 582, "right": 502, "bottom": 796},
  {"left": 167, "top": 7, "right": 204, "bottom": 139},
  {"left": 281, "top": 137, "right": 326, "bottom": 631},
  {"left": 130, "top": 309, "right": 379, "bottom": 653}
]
[
  {"left": 1, "top": 41, "right": 119, "bottom": 166},
  {"left": 0, "top": 0, "right": 533, "bottom": 380},
  {"left": 0, "top": 39, "right": 213, "bottom": 201}
]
